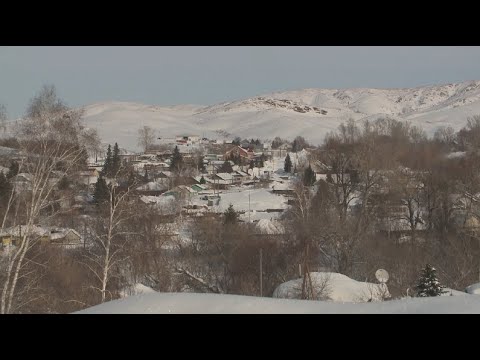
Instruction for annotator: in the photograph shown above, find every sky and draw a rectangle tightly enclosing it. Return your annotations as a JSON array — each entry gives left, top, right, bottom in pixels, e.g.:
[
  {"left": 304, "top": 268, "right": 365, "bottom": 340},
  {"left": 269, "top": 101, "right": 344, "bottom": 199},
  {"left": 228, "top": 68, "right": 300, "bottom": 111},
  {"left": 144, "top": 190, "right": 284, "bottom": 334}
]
[{"left": 1, "top": 46, "right": 480, "bottom": 118}]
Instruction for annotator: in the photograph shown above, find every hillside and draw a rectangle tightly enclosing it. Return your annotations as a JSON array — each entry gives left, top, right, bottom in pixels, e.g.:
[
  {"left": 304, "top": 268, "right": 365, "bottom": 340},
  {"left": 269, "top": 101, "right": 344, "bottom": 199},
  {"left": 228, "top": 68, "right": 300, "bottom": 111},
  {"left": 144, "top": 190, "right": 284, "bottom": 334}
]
[{"left": 81, "top": 80, "right": 480, "bottom": 151}]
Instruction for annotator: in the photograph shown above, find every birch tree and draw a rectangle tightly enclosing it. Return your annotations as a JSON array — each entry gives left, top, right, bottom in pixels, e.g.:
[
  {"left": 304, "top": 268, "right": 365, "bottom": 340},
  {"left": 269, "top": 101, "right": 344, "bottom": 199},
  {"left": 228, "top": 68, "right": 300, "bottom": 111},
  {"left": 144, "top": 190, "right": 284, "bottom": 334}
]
[
  {"left": 1, "top": 85, "right": 87, "bottom": 314},
  {"left": 82, "top": 180, "right": 138, "bottom": 303}
]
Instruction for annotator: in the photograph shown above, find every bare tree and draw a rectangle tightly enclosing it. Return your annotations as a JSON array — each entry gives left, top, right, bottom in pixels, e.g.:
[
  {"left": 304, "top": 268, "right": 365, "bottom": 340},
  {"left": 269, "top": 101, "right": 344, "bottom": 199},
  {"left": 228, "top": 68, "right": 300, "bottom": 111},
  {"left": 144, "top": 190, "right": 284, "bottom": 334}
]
[
  {"left": 82, "top": 182, "right": 138, "bottom": 303},
  {"left": 0, "top": 85, "right": 87, "bottom": 314},
  {"left": 81, "top": 128, "right": 103, "bottom": 163},
  {"left": 137, "top": 126, "right": 156, "bottom": 152}
]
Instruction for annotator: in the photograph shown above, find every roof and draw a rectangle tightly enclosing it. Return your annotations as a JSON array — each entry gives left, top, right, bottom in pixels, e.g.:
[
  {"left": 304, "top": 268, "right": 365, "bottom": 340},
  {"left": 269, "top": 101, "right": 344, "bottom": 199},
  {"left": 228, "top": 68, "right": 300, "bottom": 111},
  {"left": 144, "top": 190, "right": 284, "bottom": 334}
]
[
  {"left": 0, "top": 225, "right": 48, "bottom": 238},
  {"left": 214, "top": 173, "right": 233, "bottom": 181}
]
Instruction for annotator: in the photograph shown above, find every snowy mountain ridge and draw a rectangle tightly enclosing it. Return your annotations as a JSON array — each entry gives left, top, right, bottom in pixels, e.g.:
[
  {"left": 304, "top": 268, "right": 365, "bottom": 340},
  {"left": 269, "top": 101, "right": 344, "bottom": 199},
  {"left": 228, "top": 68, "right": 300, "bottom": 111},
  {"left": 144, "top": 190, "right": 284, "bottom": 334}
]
[{"left": 81, "top": 80, "right": 480, "bottom": 151}]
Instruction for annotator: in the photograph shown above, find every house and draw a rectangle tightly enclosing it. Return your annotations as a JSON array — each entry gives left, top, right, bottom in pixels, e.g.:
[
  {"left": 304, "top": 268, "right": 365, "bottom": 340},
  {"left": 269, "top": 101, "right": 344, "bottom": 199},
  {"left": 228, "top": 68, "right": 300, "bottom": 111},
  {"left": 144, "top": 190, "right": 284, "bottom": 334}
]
[
  {"left": 135, "top": 181, "right": 168, "bottom": 196},
  {"left": 12, "top": 173, "right": 33, "bottom": 191},
  {"left": 224, "top": 146, "right": 255, "bottom": 162},
  {"left": 0, "top": 225, "right": 83, "bottom": 248},
  {"left": 0, "top": 225, "right": 49, "bottom": 247},
  {"left": 191, "top": 184, "right": 208, "bottom": 193},
  {"left": 48, "top": 228, "right": 83, "bottom": 247},
  {"left": 271, "top": 143, "right": 291, "bottom": 158},
  {"left": 175, "top": 135, "right": 200, "bottom": 145},
  {"left": 232, "top": 170, "right": 249, "bottom": 183},
  {"left": 77, "top": 169, "right": 99, "bottom": 186},
  {"left": 206, "top": 160, "right": 234, "bottom": 175},
  {"left": 163, "top": 185, "right": 195, "bottom": 202}
]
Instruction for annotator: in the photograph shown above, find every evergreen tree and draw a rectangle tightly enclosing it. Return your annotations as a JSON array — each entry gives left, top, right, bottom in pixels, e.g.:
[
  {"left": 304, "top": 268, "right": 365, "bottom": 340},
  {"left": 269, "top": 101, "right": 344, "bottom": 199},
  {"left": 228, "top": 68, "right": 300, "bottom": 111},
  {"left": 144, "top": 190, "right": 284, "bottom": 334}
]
[
  {"left": 200, "top": 176, "right": 206, "bottom": 184},
  {"left": 0, "top": 171, "right": 12, "bottom": 201},
  {"left": 7, "top": 160, "right": 19, "bottom": 179},
  {"left": 224, "top": 204, "right": 238, "bottom": 225},
  {"left": 219, "top": 160, "right": 233, "bottom": 173},
  {"left": 170, "top": 146, "right": 183, "bottom": 172},
  {"left": 415, "top": 264, "right": 447, "bottom": 297},
  {"left": 102, "top": 144, "right": 112, "bottom": 177},
  {"left": 303, "top": 164, "right": 316, "bottom": 186},
  {"left": 143, "top": 168, "right": 149, "bottom": 183},
  {"left": 249, "top": 160, "right": 255, "bottom": 169},
  {"left": 284, "top": 153, "right": 292, "bottom": 173},
  {"left": 292, "top": 139, "right": 298, "bottom": 153},
  {"left": 93, "top": 176, "right": 110, "bottom": 204},
  {"left": 58, "top": 175, "right": 70, "bottom": 190},
  {"left": 111, "top": 142, "right": 121, "bottom": 176}
]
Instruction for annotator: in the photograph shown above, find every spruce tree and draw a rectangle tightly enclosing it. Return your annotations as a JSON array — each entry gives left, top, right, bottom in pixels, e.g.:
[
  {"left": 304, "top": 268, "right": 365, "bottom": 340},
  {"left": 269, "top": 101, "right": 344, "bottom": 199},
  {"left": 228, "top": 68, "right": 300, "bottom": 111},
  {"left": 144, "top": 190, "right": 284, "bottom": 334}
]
[
  {"left": 200, "top": 176, "right": 206, "bottom": 184},
  {"left": 111, "top": 142, "right": 121, "bottom": 176},
  {"left": 102, "top": 144, "right": 112, "bottom": 177},
  {"left": 224, "top": 204, "right": 238, "bottom": 225},
  {"left": 415, "top": 264, "right": 447, "bottom": 297},
  {"left": 94, "top": 176, "right": 110, "bottom": 204},
  {"left": 284, "top": 153, "right": 292, "bottom": 173},
  {"left": 292, "top": 139, "right": 298, "bottom": 153},
  {"left": 219, "top": 160, "right": 233, "bottom": 173},
  {"left": 303, "top": 164, "right": 316, "bottom": 186},
  {"left": 143, "top": 168, "right": 149, "bottom": 183},
  {"left": 249, "top": 160, "right": 255, "bottom": 169},
  {"left": 170, "top": 146, "right": 183, "bottom": 172}
]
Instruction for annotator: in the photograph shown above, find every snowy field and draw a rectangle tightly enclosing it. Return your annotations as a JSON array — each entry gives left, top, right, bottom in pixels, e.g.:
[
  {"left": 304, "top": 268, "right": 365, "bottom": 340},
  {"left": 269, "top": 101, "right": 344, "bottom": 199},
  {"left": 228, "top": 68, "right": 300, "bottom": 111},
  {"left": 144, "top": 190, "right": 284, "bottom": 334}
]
[{"left": 76, "top": 292, "right": 480, "bottom": 314}]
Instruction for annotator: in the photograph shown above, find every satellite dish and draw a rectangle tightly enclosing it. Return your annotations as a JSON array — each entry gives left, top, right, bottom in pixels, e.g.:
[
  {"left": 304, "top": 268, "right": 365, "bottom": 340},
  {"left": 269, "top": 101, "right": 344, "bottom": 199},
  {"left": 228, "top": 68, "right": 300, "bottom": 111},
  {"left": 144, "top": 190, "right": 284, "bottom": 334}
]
[{"left": 375, "top": 269, "right": 389, "bottom": 284}]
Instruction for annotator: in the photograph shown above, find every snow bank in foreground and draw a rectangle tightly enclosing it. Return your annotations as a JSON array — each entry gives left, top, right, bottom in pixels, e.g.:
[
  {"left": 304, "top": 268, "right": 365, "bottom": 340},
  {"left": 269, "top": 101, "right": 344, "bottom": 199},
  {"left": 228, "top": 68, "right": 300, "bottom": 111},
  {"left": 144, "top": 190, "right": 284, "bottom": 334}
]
[
  {"left": 466, "top": 282, "right": 480, "bottom": 295},
  {"left": 75, "top": 292, "right": 480, "bottom": 314},
  {"left": 120, "top": 283, "right": 157, "bottom": 298},
  {"left": 273, "top": 272, "right": 389, "bottom": 302}
]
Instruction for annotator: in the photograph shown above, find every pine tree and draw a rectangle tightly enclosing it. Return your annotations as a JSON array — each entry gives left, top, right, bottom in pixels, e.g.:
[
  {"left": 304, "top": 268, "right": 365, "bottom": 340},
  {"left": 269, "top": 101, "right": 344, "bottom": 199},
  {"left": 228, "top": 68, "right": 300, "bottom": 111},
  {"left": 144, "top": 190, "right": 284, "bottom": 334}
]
[
  {"left": 170, "top": 146, "right": 183, "bottom": 172},
  {"left": 249, "top": 160, "right": 255, "bottom": 169},
  {"left": 111, "top": 142, "right": 121, "bottom": 176},
  {"left": 94, "top": 176, "right": 110, "bottom": 204},
  {"left": 292, "top": 139, "right": 298, "bottom": 153},
  {"left": 102, "top": 144, "right": 112, "bottom": 177},
  {"left": 200, "top": 176, "right": 206, "bottom": 184},
  {"left": 284, "top": 153, "right": 292, "bottom": 173},
  {"left": 303, "top": 164, "right": 316, "bottom": 186},
  {"left": 415, "top": 264, "right": 447, "bottom": 297},
  {"left": 219, "top": 160, "right": 233, "bottom": 173},
  {"left": 143, "top": 168, "right": 149, "bottom": 183},
  {"left": 7, "top": 160, "right": 19, "bottom": 179},
  {"left": 224, "top": 204, "right": 238, "bottom": 225}
]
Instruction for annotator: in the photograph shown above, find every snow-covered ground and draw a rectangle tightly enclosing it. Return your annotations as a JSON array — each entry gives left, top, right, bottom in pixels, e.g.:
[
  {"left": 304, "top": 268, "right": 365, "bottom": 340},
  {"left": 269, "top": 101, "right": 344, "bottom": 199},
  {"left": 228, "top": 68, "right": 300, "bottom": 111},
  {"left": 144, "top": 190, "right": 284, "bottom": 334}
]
[
  {"left": 273, "top": 272, "right": 389, "bottom": 302},
  {"left": 81, "top": 80, "right": 480, "bottom": 151},
  {"left": 76, "top": 292, "right": 480, "bottom": 314}
]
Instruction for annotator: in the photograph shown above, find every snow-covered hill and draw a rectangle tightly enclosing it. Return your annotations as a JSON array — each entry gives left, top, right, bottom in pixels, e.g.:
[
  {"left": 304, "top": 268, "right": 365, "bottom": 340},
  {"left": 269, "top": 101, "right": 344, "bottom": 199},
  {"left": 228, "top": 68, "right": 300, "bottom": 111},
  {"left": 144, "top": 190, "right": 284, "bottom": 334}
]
[
  {"left": 81, "top": 80, "right": 480, "bottom": 151},
  {"left": 75, "top": 292, "right": 480, "bottom": 314}
]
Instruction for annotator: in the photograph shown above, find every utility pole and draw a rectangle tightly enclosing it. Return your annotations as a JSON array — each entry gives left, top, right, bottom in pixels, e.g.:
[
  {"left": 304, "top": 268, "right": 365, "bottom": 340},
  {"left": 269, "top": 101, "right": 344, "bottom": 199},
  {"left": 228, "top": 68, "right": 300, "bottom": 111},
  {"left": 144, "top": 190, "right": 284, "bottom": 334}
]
[{"left": 259, "top": 248, "right": 263, "bottom": 297}]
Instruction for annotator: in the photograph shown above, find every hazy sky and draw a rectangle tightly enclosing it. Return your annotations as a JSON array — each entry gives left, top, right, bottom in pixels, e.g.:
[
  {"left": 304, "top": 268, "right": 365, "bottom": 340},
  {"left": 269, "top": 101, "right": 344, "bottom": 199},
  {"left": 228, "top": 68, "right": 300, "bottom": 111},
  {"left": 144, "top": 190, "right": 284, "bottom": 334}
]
[{"left": 1, "top": 46, "right": 480, "bottom": 118}]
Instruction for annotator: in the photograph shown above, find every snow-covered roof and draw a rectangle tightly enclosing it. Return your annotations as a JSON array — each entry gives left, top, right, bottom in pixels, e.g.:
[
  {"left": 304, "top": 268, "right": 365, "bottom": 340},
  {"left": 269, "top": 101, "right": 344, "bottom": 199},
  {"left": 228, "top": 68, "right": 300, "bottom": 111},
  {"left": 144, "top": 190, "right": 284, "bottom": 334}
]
[
  {"left": 136, "top": 182, "right": 167, "bottom": 192},
  {"left": 255, "top": 219, "right": 285, "bottom": 234},
  {"left": 0, "top": 225, "right": 48, "bottom": 238},
  {"left": 214, "top": 173, "right": 233, "bottom": 181}
]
